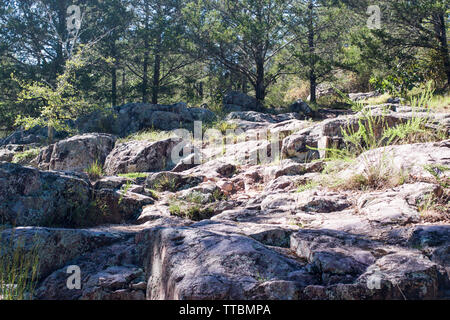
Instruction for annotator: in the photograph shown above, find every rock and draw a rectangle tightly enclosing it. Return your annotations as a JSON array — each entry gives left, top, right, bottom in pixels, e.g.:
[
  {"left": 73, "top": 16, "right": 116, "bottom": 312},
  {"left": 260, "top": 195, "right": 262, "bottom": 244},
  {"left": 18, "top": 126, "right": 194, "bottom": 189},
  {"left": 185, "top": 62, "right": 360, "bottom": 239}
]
[
  {"left": 387, "top": 97, "right": 402, "bottom": 104},
  {"left": 289, "top": 99, "right": 314, "bottom": 118},
  {"left": 226, "top": 111, "right": 298, "bottom": 124},
  {"left": 37, "top": 133, "right": 117, "bottom": 172},
  {"left": 145, "top": 172, "right": 203, "bottom": 192},
  {"left": 340, "top": 141, "right": 450, "bottom": 183},
  {"left": 184, "top": 160, "right": 237, "bottom": 179},
  {"left": 104, "top": 138, "right": 182, "bottom": 175},
  {"left": 295, "top": 191, "right": 352, "bottom": 214},
  {"left": 0, "top": 125, "right": 69, "bottom": 147},
  {"left": 348, "top": 92, "right": 381, "bottom": 102},
  {"left": 78, "top": 103, "right": 216, "bottom": 136},
  {"left": 0, "top": 148, "right": 15, "bottom": 162},
  {"left": 357, "top": 252, "right": 442, "bottom": 300},
  {"left": 34, "top": 237, "right": 144, "bottom": 300},
  {"left": 93, "top": 189, "right": 154, "bottom": 224},
  {"left": 139, "top": 226, "right": 314, "bottom": 300},
  {"left": 291, "top": 229, "right": 376, "bottom": 285},
  {"left": 171, "top": 153, "right": 200, "bottom": 173},
  {"left": 93, "top": 176, "right": 131, "bottom": 190},
  {"left": 270, "top": 159, "right": 324, "bottom": 180},
  {"left": 223, "top": 91, "right": 263, "bottom": 112},
  {"left": 0, "top": 163, "right": 93, "bottom": 227},
  {"left": 357, "top": 183, "right": 441, "bottom": 226},
  {"left": 0, "top": 227, "right": 126, "bottom": 280}
]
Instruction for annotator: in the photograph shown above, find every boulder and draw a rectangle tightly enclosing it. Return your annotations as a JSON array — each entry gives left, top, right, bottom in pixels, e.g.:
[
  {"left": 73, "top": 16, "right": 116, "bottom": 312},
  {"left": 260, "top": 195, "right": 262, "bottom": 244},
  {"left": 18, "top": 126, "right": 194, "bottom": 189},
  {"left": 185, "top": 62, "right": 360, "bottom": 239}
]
[
  {"left": 93, "top": 189, "right": 154, "bottom": 224},
  {"left": 139, "top": 226, "right": 315, "bottom": 300},
  {"left": 348, "top": 92, "right": 381, "bottom": 102},
  {"left": 288, "top": 99, "right": 314, "bottom": 118},
  {"left": 0, "top": 125, "right": 69, "bottom": 147},
  {"left": 36, "top": 133, "right": 117, "bottom": 172},
  {"left": 104, "top": 138, "right": 183, "bottom": 175},
  {"left": 0, "top": 163, "right": 92, "bottom": 227},
  {"left": 223, "top": 91, "right": 263, "bottom": 113},
  {"left": 0, "top": 227, "right": 126, "bottom": 280},
  {"left": 226, "top": 111, "right": 298, "bottom": 124}
]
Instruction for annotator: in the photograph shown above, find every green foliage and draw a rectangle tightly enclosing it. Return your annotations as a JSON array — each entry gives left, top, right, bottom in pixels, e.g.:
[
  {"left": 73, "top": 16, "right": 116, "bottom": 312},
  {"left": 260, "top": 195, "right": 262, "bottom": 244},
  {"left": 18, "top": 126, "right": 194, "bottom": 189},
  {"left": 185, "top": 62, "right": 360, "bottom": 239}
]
[
  {"left": 369, "top": 69, "right": 424, "bottom": 97},
  {"left": 13, "top": 48, "right": 102, "bottom": 136},
  {"left": 152, "top": 175, "right": 179, "bottom": 192},
  {"left": 168, "top": 196, "right": 215, "bottom": 221}
]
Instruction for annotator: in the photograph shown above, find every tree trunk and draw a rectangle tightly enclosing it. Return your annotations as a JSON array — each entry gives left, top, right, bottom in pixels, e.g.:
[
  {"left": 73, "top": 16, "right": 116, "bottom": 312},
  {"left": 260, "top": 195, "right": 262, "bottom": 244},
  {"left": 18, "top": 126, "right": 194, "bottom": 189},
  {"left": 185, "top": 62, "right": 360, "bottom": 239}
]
[
  {"left": 437, "top": 13, "right": 450, "bottom": 86},
  {"left": 122, "top": 69, "right": 126, "bottom": 105},
  {"left": 112, "top": 66, "right": 117, "bottom": 107},
  {"left": 142, "top": 2, "right": 150, "bottom": 103},
  {"left": 255, "top": 57, "right": 265, "bottom": 105},
  {"left": 152, "top": 33, "right": 162, "bottom": 104},
  {"left": 142, "top": 41, "right": 149, "bottom": 103},
  {"left": 111, "top": 42, "right": 117, "bottom": 107},
  {"left": 308, "top": 0, "right": 317, "bottom": 103},
  {"left": 54, "top": 0, "right": 68, "bottom": 76},
  {"left": 47, "top": 125, "right": 54, "bottom": 144}
]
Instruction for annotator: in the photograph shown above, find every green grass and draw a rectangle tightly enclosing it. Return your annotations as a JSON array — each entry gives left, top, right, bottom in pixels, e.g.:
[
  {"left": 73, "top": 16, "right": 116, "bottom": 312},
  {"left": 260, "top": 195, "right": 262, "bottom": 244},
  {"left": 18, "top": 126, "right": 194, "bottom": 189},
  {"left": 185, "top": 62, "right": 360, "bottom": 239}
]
[
  {"left": 362, "top": 93, "right": 391, "bottom": 106},
  {"left": 85, "top": 160, "right": 104, "bottom": 180},
  {"left": 118, "top": 181, "right": 132, "bottom": 205},
  {"left": 168, "top": 195, "right": 216, "bottom": 221},
  {"left": 118, "top": 129, "right": 175, "bottom": 143},
  {"left": 118, "top": 172, "right": 149, "bottom": 179},
  {"left": 12, "top": 148, "right": 40, "bottom": 165},
  {"left": 151, "top": 174, "right": 179, "bottom": 192},
  {"left": 0, "top": 229, "right": 40, "bottom": 300},
  {"left": 297, "top": 181, "right": 319, "bottom": 193}
]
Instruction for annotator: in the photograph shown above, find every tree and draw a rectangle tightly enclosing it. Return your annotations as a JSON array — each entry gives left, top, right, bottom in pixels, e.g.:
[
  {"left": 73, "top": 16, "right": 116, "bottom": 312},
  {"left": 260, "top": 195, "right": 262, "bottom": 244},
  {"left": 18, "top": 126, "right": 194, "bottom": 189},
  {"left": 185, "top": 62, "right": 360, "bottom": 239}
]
[
  {"left": 182, "top": 0, "right": 295, "bottom": 103},
  {"left": 127, "top": 0, "right": 193, "bottom": 104},
  {"left": 288, "top": 0, "right": 352, "bottom": 102},
  {"left": 14, "top": 47, "right": 101, "bottom": 142},
  {"left": 346, "top": 0, "right": 450, "bottom": 88}
]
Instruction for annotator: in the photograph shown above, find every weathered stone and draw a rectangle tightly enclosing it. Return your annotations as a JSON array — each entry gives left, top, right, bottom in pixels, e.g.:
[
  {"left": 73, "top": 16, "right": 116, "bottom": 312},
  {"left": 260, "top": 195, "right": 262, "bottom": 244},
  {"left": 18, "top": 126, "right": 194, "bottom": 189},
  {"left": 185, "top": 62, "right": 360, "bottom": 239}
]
[
  {"left": 37, "top": 133, "right": 117, "bottom": 172},
  {"left": 104, "top": 138, "right": 182, "bottom": 175},
  {"left": 223, "top": 91, "right": 263, "bottom": 112},
  {"left": 139, "top": 226, "right": 314, "bottom": 300},
  {"left": 288, "top": 99, "right": 314, "bottom": 118},
  {"left": 0, "top": 227, "right": 126, "bottom": 280},
  {"left": 0, "top": 163, "right": 92, "bottom": 227}
]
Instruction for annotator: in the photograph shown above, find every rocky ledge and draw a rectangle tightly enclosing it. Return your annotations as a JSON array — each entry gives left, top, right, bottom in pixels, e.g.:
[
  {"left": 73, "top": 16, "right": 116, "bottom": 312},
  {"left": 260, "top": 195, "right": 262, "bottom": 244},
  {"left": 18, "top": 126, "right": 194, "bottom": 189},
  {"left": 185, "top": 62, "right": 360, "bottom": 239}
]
[{"left": 0, "top": 101, "right": 449, "bottom": 300}]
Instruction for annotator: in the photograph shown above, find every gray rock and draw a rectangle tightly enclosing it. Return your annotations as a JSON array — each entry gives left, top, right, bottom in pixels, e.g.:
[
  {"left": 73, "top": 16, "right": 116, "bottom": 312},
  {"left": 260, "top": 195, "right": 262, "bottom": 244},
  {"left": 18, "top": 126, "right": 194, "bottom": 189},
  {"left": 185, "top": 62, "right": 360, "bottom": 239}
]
[
  {"left": 140, "top": 226, "right": 313, "bottom": 300},
  {"left": 223, "top": 91, "right": 263, "bottom": 112},
  {"left": 0, "top": 163, "right": 92, "bottom": 227},
  {"left": 37, "top": 133, "right": 117, "bottom": 172},
  {"left": 289, "top": 99, "right": 314, "bottom": 118},
  {"left": 104, "top": 138, "right": 182, "bottom": 175}
]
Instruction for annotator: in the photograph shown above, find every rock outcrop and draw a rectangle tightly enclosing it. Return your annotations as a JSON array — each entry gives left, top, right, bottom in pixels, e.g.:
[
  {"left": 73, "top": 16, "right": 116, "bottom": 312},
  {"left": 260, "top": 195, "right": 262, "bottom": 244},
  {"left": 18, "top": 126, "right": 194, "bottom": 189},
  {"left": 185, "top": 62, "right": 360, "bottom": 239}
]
[
  {"left": 223, "top": 91, "right": 263, "bottom": 113},
  {"left": 1, "top": 102, "right": 449, "bottom": 301},
  {"left": 0, "top": 163, "right": 92, "bottom": 227},
  {"left": 36, "top": 133, "right": 117, "bottom": 172},
  {"left": 104, "top": 138, "right": 183, "bottom": 175}
]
